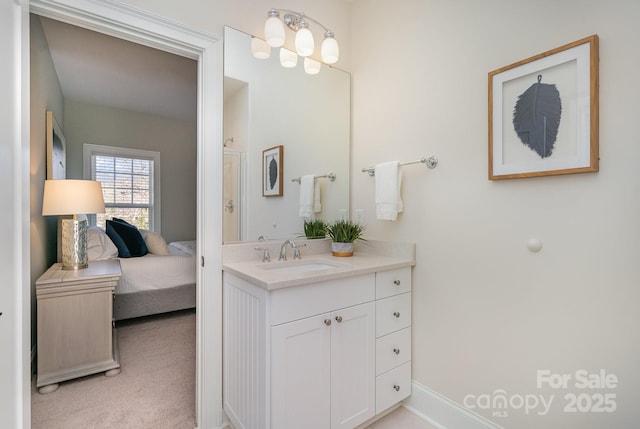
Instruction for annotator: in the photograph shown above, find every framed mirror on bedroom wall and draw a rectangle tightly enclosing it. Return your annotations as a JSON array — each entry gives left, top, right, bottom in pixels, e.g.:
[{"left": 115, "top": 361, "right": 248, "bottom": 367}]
[{"left": 222, "top": 26, "right": 351, "bottom": 243}]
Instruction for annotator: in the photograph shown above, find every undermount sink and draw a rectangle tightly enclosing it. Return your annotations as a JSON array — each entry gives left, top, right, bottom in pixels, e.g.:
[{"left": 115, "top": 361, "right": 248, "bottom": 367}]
[{"left": 259, "top": 259, "right": 350, "bottom": 274}]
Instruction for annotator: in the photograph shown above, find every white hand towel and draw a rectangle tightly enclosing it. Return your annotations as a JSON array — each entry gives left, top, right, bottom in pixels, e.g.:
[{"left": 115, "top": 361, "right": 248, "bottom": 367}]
[
  {"left": 313, "top": 179, "right": 322, "bottom": 213},
  {"left": 375, "top": 161, "right": 403, "bottom": 221},
  {"left": 299, "top": 175, "right": 315, "bottom": 218}
]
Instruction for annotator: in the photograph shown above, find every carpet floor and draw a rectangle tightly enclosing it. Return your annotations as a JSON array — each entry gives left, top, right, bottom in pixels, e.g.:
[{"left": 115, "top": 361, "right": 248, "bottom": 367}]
[{"left": 31, "top": 309, "right": 197, "bottom": 429}]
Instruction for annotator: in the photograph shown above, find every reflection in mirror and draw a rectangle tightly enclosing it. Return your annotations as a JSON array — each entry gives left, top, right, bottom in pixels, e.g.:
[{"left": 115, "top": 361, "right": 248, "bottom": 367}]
[{"left": 223, "top": 26, "right": 350, "bottom": 243}]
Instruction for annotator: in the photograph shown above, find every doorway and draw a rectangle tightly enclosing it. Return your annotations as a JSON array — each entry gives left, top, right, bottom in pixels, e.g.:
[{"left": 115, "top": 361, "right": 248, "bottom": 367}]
[{"left": 26, "top": 0, "right": 224, "bottom": 427}]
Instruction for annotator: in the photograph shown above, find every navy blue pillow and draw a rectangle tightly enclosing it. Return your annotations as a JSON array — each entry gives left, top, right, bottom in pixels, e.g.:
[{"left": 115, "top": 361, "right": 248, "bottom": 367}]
[
  {"left": 105, "top": 222, "right": 132, "bottom": 258},
  {"left": 106, "top": 218, "right": 148, "bottom": 257}
]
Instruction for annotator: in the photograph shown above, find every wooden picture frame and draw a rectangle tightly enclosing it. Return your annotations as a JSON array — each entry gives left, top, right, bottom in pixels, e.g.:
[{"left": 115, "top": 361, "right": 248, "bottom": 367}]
[
  {"left": 262, "top": 145, "right": 283, "bottom": 197},
  {"left": 46, "top": 110, "right": 66, "bottom": 179},
  {"left": 488, "top": 35, "right": 599, "bottom": 180}
]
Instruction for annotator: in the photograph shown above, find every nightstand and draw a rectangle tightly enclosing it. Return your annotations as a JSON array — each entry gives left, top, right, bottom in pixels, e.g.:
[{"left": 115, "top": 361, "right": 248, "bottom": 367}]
[{"left": 36, "top": 259, "right": 122, "bottom": 394}]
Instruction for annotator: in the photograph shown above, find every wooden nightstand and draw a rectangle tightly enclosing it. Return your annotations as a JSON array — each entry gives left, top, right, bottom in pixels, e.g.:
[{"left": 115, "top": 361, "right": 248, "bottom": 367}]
[{"left": 36, "top": 259, "right": 122, "bottom": 394}]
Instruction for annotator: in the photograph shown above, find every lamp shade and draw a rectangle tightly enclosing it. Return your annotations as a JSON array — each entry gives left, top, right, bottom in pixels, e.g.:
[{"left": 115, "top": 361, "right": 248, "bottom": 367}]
[
  {"left": 42, "top": 180, "right": 105, "bottom": 216},
  {"left": 321, "top": 34, "right": 339, "bottom": 64},
  {"left": 251, "top": 37, "right": 271, "bottom": 59},
  {"left": 304, "top": 57, "right": 321, "bottom": 75},
  {"left": 279, "top": 48, "right": 298, "bottom": 68},
  {"left": 295, "top": 21, "right": 314, "bottom": 57},
  {"left": 265, "top": 13, "right": 285, "bottom": 47}
]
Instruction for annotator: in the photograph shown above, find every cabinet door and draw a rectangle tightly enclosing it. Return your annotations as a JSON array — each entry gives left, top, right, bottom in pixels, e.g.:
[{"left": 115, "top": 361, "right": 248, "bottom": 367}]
[
  {"left": 331, "top": 302, "right": 376, "bottom": 429},
  {"left": 272, "top": 313, "right": 332, "bottom": 429}
]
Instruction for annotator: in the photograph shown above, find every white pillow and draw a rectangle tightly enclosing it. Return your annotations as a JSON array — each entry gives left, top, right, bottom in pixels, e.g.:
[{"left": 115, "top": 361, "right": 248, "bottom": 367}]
[
  {"left": 139, "top": 229, "right": 170, "bottom": 255},
  {"left": 87, "top": 226, "right": 119, "bottom": 261},
  {"left": 168, "top": 240, "right": 196, "bottom": 256}
]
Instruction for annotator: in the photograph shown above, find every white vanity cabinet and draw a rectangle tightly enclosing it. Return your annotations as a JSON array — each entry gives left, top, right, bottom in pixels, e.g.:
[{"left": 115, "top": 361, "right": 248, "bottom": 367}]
[
  {"left": 272, "top": 301, "right": 375, "bottom": 429},
  {"left": 223, "top": 265, "right": 412, "bottom": 429}
]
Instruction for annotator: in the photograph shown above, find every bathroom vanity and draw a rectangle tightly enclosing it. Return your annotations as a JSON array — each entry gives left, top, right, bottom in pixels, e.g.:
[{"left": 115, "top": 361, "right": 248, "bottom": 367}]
[{"left": 222, "top": 240, "right": 414, "bottom": 429}]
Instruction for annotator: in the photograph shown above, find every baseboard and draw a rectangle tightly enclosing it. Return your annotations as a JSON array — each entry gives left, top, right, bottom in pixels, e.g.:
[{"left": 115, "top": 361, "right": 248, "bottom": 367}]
[{"left": 402, "top": 380, "right": 504, "bottom": 429}]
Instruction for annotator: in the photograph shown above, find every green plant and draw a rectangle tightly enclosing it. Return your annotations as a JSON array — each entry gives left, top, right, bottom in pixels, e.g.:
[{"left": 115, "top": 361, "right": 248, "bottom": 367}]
[
  {"left": 327, "top": 219, "right": 366, "bottom": 243},
  {"left": 303, "top": 219, "right": 328, "bottom": 239}
]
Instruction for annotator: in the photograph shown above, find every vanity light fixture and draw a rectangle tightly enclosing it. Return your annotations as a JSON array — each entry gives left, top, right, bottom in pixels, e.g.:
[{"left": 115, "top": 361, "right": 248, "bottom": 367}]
[{"left": 258, "top": 7, "right": 340, "bottom": 72}]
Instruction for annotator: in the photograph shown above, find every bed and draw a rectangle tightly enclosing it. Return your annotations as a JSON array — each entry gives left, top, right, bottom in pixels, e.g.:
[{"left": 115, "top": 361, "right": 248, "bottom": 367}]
[{"left": 87, "top": 225, "right": 197, "bottom": 321}]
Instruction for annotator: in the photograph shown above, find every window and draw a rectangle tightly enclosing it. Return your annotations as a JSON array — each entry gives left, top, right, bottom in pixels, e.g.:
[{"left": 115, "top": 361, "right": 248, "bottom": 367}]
[{"left": 84, "top": 144, "right": 161, "bottom": 231}]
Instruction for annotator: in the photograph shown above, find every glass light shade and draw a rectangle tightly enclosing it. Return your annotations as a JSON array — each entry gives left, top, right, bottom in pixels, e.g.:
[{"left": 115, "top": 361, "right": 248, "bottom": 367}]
[
  {"left": 304, "top": 57, "right": 321, "bottom": 75},
  {"left": 279, "top": 48, "right": 298, "bottom": 68},
  {"left": 321, "top": 35, "right": 339, "bottom": 64},
  {"left": 295, "top": 24, "right": 314, "bottom": 57},
  {"left": 42, "top": 180, "right": 105, "bottom": 216},
  {"left": 251, "top": 37, "right": 271, "bottom": 59},
  {"left": 264, "top": 15, "right": 285, "bottom": 47}
]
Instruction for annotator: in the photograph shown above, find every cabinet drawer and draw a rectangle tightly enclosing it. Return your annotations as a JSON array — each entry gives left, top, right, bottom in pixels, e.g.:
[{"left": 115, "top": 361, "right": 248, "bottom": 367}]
[
  {"left": 376, "top": 292, "right": 411, "bottom": 337},
  {"left": 375, "top": 361, "right": 411, "bottom": 414},
  {"left": 270, "top": 273, "right": 375, "bottom": 326},
  {"left": 376, "top": 327, "right": 411, "bottom": 376},
  {"left": 376, "top": 268, "right": 411, "bottom": 299}
]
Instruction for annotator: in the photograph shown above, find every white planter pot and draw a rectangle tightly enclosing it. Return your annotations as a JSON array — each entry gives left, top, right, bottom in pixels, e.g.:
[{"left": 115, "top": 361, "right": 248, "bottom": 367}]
[{"left": 331, "top": 242, "right": 354, "bottom": 257}]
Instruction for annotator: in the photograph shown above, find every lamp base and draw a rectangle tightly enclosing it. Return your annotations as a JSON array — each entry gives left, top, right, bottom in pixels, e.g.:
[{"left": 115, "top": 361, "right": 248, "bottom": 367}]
[{"left": 60, "top": 218, "right": 88, "bottom": 270}]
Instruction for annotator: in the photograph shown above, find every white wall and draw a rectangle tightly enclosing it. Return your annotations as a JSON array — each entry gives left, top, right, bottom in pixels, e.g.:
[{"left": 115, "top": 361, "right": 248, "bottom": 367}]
[
  {"left": 64, "top": 99, "right": 197, "bottom": 243},
  {"left": 350, "top": 1, "right": 640, "bottom": 428}
]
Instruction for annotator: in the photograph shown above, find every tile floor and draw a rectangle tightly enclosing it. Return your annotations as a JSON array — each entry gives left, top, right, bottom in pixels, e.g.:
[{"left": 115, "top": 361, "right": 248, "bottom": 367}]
[{"left": 365, "top": 406, "right": 437, "bottom": 429}]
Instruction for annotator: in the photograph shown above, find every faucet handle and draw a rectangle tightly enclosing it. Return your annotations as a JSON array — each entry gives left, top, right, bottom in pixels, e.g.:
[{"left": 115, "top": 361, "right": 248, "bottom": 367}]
[
  {"left": 292, "top": 243, "right": 307, "bottom": 260},
  {"left": 254, "top": 246, "right": 271, "bottom": 263}
]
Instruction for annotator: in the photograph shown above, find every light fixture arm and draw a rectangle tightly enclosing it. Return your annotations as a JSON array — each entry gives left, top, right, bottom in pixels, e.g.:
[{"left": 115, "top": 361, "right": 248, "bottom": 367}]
[{"left": 269, "top": 8, "right": 332, "bottom": 34}]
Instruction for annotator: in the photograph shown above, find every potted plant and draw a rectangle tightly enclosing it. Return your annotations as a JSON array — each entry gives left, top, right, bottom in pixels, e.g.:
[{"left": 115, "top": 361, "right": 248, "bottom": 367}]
[
  {"left": 327, "top": 219, "right": 366, "bottom": 257},
  {"left": 303, "top": 219, "right": 328, "bottom": 239}
]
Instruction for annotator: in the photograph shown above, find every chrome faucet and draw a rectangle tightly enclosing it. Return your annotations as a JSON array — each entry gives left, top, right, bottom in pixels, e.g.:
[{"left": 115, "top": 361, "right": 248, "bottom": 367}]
[{"left": 278, "top": 239, "right": 297, "bottom": 261}]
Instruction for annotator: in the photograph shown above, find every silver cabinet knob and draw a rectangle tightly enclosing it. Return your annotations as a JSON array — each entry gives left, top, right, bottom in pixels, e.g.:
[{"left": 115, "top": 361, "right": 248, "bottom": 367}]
[
  {"left": 335, "top": 315, "right": 343, "bottom": 323},
  {"left": 393, "top": 348, "right": 400, "bottom": 355},
  {"left": 393, "top": 384, "right": 400, "bottom": 391},
  {"left": 393, "top": 280, "right": 401, "bottom": 286},
  {"left": 324, "top": 319, "right": 332, "bottom": 326},
  {"left": 393, "top": 311, "right": 401, "bottom": 318}
]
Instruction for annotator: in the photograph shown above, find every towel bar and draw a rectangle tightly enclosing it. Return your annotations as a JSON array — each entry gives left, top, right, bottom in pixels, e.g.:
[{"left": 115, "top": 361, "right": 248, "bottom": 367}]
[
  {"left": 292, "top": 173, "right": 336, "bottom": 183},
  {"left": 362, "top": 156, "right": 438, "bottom": 176}
]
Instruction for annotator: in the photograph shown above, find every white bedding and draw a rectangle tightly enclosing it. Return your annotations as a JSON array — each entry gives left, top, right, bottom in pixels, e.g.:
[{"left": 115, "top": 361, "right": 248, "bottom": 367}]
[{"left": 116, "top": 241, "right": 196, "bottom": 294}]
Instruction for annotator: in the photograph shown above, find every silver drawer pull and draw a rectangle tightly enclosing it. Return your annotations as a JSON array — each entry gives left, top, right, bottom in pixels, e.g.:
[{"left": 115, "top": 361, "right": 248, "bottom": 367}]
[
  {"left": 335, "top": 315, "right": 343, "bottom": 323},
  {"left": 393, "top": 311, "right": 401, "bottom": 318},
  {"left": 393, "top": 348, "right": 400, "bottom": 355},
  {"left": 393, "top": 384, "right": 400, "bottom": 391},
  {"left": 393, "top": 280, "right": 401, "bottom": 286},
  {"left": 324, "top": 319, "right": 332, "bottom": 326}
]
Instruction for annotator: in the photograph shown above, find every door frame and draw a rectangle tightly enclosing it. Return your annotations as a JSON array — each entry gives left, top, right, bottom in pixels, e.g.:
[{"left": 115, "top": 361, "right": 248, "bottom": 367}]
[{"left": 25, "top": 0, "right": 224, "bottom": 427}]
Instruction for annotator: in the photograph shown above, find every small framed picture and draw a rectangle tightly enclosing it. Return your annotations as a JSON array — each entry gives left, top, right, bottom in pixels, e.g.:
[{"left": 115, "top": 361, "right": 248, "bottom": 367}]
[
  {"left": 262, "top": 145, "right": 283, "bottom": 197},
  {"left": 488, "top": 35, "right": 599, "bottom": 180}
]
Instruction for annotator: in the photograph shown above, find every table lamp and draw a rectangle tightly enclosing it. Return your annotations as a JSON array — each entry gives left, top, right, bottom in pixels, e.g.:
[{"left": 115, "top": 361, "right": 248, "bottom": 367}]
[{"left": 42, "top": 179, "right": 106, "bottom": 270}]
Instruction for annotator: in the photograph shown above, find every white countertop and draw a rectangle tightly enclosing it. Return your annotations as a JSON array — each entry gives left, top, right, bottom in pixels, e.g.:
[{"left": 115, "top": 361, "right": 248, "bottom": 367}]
[{"left": 222, "top": 239, "right": 415, "bottom": 290}]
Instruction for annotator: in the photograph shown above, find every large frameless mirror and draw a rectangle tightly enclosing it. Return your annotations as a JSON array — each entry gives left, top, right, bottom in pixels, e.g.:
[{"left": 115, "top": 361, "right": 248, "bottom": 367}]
[{"left": 223, "top": 26, "right": 351, "bottom": 243}]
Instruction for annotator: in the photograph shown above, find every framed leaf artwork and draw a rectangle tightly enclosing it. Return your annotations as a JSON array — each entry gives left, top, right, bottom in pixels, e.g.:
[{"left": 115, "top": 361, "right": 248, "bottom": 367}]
[
  {"left": 262, "top": 145, "right": 283, "bottom": 197},
  {"left": 488, "top": 35, "right": 599, "bottom": 180}
]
